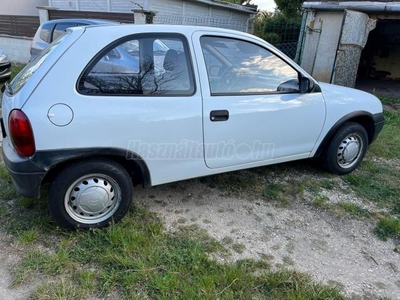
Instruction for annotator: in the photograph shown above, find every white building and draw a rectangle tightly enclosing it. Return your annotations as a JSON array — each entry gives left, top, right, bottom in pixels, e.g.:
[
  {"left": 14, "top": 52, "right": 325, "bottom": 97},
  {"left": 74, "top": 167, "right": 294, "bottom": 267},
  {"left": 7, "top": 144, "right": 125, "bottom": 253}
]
[{"left": 2, "top": 0, "right": 47, "bottom": 16}]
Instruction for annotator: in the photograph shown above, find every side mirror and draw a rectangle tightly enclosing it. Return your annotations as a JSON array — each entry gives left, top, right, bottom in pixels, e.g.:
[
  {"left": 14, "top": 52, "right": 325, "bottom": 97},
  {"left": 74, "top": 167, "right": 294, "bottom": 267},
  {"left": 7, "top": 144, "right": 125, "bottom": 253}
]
[{"left": 300, "top": 77, "right": 311, "bottom": 93}]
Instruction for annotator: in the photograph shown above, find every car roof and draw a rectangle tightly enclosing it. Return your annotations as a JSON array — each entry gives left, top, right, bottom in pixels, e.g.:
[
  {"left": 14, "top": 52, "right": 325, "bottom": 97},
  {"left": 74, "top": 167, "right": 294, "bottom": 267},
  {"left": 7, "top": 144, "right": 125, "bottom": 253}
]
[
  {"left": 41, "top": 18, "right": 118, "bottom": 26},
  {"left": 82, "top": 24, "right": 257, "bottom": 40}
]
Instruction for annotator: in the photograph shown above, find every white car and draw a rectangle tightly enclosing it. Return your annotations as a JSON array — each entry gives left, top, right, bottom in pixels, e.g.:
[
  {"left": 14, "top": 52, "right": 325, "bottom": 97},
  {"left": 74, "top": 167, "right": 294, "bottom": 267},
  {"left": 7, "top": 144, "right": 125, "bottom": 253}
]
[{"left": 1, "top": 25, "right": 384, "bottom": 229}]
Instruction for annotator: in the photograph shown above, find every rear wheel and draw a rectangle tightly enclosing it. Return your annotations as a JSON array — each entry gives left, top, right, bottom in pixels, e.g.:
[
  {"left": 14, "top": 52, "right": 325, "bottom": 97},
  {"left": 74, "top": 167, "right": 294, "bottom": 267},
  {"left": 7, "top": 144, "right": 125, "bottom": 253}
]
[
  {"left": 48, "top": 159, "right": 133, "bottom": 229},
  {"left": 321, "top": 122, "right": 368, "bottom": 175}
]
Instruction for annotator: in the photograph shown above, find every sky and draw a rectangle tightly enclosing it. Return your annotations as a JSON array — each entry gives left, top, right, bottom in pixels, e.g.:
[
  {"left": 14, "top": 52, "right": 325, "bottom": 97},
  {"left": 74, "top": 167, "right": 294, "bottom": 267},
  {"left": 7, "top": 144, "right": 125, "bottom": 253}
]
[{"left": 251, "top": 0, "right": 276, "bottom": 11}]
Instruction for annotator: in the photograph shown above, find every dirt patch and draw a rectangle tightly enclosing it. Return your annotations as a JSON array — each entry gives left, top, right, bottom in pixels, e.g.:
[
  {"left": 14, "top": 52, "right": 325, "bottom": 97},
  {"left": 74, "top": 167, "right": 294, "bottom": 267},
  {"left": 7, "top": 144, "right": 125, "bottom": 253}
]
[{"left": 137, "top": 179, "right": 400, "bottom": 299}]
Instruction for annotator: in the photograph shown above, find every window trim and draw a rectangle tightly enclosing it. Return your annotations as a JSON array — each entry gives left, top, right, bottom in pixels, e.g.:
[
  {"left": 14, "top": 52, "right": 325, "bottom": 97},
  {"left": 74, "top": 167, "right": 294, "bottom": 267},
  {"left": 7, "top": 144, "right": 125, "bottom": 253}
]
[
  {"left": 200, "top": 35, "right": 302, "bottom": 97},
  {"left": 76, "top": 33, "right": 196, "bottom": 97}
]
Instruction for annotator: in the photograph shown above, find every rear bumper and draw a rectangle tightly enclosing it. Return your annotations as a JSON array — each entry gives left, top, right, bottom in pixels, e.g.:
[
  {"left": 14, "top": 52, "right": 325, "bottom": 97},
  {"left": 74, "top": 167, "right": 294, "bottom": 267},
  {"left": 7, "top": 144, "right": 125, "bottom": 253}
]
[{"left": 1, "top": 137, "right": 45, "bottom": 198}]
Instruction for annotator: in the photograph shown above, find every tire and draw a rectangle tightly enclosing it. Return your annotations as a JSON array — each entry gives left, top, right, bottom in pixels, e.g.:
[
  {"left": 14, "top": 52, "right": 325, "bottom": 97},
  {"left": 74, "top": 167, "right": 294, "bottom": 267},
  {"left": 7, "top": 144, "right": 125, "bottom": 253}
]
[
  {"left": 321, "top": 122, "right": 368, "bottom": 175},
  {"left": 48, "top": 159, "right": 133, "bottom": 229}
]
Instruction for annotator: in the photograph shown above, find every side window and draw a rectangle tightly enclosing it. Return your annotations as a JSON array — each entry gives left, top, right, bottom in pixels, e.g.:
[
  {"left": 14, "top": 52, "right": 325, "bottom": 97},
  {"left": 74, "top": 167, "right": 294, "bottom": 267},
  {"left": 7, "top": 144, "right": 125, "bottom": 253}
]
[
  {"left": 39, "top": 23, "right": 54, "bottom": 42},
  {"left": 52, "top": 23, "right": 76, "bottom": 42},
  {"left": 79, "top": 34, "right": 195, "bottom": 96},
  {"left": 200, "top": 36, "right": 299, "bottom": 95}
]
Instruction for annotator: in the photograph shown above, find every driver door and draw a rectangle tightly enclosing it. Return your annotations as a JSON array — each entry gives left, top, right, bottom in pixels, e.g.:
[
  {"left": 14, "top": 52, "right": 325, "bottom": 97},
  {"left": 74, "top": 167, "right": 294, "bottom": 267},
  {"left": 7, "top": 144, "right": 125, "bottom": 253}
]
[{"left": 193, "top": 33, "right": 326, "bottom": 169}]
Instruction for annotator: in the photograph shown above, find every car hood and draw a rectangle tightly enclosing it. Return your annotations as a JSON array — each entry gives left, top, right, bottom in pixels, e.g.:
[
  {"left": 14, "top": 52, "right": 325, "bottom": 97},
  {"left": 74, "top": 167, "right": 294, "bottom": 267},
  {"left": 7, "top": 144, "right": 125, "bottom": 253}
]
[{"left": 318, "top": 82, "right": 383, "bottom": 114}]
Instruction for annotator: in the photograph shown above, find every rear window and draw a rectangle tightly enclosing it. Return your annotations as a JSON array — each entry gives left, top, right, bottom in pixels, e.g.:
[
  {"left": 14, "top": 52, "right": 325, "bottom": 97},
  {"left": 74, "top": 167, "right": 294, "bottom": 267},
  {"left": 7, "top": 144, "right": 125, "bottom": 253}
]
[{"left": 9, "top": 35, "right": 66, "bottom": 95}]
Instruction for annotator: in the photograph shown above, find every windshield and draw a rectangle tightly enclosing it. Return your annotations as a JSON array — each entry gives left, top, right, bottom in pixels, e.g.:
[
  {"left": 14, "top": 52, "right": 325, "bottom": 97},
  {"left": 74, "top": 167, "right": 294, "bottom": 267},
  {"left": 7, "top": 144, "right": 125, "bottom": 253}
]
[{"left": 9, "top": 35, "right": 67, "bottom": 95}]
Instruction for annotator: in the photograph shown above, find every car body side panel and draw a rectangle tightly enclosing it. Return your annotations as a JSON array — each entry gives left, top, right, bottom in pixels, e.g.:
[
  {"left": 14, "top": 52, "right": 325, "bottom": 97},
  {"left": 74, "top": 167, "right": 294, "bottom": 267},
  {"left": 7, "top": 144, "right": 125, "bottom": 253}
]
[
  {"left": 310, "top": 83, "right": 383, "bottom": 156},
  {"left": 1, "top": 28, "right": 85, "bottom": 138},
  {"left": 191, "top": 31, "right": 326, "bottom": 169},
  {"left": 23, "top": 26, "right": 207, "bottom": 186}
]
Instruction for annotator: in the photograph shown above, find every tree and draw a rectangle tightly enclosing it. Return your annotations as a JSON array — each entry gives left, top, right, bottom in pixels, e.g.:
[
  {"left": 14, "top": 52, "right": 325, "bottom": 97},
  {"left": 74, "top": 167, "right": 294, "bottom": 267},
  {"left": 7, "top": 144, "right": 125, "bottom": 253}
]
[
  {"left": 252, "top": 10, "right": 302, "bottom": 59},
  {"left": 274, "top": 0, "right": 303, "bottom": 18}
]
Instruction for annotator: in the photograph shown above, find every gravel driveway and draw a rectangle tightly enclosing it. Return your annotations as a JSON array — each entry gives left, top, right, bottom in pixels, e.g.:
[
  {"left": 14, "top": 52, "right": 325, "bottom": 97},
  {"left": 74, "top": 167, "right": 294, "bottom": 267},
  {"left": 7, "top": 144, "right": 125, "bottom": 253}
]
[{"left": 137, "top": 179, "right": 400, "bottom": 299}]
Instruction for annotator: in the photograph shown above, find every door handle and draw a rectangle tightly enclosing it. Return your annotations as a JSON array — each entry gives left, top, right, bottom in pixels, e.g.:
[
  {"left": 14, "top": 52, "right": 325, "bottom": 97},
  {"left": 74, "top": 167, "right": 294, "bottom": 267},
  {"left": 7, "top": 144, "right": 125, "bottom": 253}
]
[{"left": 210, "top": 110, "right": 229, "bottom": 122}]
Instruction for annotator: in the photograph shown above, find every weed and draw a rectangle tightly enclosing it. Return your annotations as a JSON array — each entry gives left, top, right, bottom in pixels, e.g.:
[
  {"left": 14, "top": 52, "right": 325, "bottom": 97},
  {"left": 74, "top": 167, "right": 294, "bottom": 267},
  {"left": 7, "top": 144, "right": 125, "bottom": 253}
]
[
  {"left": 313, "top": 196, "right": 329, "bottom": 208},
  {"left": 374, "top": 217, "right": 400, "bottom": 241},
  {"left": 344, "top": 161, "right": 400, "bottom": 215},
  {"left": 263, "top": 182, "right": 283, "bottom": 199},
  {"left": 17, "top": 229, "right": 40, "bottom": 245},
  {"left": 232, "top": 243, "right": 246, "bottom": 254},
  {"left": 335, "top": 202, "right": 371, "bottom": 218}
]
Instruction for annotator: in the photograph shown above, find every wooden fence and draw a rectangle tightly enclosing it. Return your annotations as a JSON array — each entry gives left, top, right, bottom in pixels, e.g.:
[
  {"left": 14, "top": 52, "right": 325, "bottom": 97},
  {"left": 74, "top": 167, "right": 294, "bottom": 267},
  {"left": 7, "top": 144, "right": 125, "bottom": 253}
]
[
  {"left": 0, "top": 15, "right": 40, "bottom": 37},
  {"left": 48, "top": 10, "right": 134, "bottom": 23}
]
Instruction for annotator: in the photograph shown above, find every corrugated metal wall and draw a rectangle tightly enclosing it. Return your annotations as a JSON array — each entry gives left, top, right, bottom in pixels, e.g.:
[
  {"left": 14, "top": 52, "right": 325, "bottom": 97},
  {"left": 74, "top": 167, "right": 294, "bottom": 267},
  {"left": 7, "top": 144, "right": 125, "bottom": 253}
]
[
  {"left": 79, "top": 0, "right": 108, "bottom": 12},
  {"left": 111, "top": 0, "right": 145, "bottom": 13},
  {"left": 185, "top": 2, "right": 208, "bottom": 16},
  {"left": 211, "top": 7, "right": 232, "bottom": 18},
  {"left": 150, "top": 0, "right": 182, "bottom": 15},
  {"left": 49, "top": 0, "right": 75, "bottom": 10},
  {"left": 47, "top": 0, "right": 253, "bottom": 32}
]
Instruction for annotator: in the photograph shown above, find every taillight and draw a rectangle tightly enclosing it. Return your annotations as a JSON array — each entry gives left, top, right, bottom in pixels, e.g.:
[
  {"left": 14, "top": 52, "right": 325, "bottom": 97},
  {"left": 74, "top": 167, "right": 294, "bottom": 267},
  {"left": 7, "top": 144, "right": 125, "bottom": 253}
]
[{"left": 8, "top": 110, "right": 36, "bottom": 157}]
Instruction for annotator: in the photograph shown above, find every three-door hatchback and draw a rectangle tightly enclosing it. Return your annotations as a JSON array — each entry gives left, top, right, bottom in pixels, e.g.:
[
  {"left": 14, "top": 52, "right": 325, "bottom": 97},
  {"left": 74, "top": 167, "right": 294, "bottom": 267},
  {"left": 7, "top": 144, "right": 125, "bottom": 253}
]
[{"left": 1, "top": 24, "right": 384, "bottom": 229}]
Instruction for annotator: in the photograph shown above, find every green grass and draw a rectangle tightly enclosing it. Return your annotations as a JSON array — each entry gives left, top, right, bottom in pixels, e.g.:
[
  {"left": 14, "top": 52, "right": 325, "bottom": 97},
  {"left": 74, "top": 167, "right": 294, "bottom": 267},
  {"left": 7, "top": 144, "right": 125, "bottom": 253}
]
[
  {"left": 0, "top": 65, "right": 24, "bottom": 91},
  {"left": 11, "top": 65, "right": 24, "bottom": 77},
  {"left": 334, "top": 202, "right": 371, "bottom": 218},
  {"left": 368, "top": 110, "right": 400, "bottom": 159},
  {"left": 7, "top": 206, "right": 345, "bottom": 299},
  {"left": 374, "top": 217, "right": 400, "bottom": 241},
  {"left": 343, "top": 160, "right": 400, "bottom": 215},
  {"left": 379, "top": 96, "right": 400, "bottom": 106}
]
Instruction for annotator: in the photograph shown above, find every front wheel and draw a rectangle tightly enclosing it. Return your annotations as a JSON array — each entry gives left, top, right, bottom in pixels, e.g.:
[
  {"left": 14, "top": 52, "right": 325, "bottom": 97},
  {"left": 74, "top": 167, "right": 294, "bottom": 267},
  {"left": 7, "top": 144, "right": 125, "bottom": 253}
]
[
  {"left": 48, "top": 159, "right": 133, "bottom": 229},
  {"left": 321, "top": 122, "right": 368, "bottom": 175}
]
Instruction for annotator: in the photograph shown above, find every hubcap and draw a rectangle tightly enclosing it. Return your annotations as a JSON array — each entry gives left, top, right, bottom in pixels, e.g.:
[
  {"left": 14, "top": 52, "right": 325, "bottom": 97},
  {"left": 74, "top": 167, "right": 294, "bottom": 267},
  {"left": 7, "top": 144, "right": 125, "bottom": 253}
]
[
  {"left": 65, "top": 174, "right": 121, "bottom": 224},
  {"left": 336, "top": 134, "right": 364, "bottom": 169}
]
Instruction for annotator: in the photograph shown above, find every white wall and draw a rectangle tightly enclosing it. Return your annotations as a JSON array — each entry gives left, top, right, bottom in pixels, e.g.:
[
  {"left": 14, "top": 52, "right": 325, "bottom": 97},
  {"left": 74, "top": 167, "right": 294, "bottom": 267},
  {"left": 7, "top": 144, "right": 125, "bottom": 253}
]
[
  {"left": 0, "top": 37, "right": 31, "bottom": 64},
  {"left": 48, "top": 0, "right": 148, "bottom": 12},
  {"left": 1, "top": 0, "right": 47, "bottom": 16}
]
